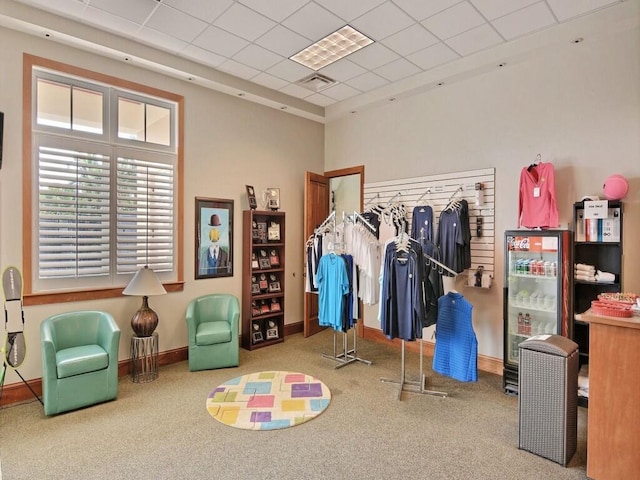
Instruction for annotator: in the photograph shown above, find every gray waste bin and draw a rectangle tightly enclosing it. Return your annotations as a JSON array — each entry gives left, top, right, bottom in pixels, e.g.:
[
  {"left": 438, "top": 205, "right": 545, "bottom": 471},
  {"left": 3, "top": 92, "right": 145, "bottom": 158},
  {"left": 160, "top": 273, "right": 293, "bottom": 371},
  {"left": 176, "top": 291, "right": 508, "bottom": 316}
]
[{"left": 518, "top": 334, "right": 578, "bottom": 466}]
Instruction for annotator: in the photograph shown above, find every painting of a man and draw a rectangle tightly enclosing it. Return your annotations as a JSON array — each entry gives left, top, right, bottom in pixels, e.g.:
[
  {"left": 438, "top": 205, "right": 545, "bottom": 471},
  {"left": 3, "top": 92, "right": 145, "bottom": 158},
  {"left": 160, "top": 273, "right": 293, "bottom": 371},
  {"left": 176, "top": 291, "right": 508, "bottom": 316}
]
[{"left": 197, "top": 207, "right": 232, "bottom": 277}]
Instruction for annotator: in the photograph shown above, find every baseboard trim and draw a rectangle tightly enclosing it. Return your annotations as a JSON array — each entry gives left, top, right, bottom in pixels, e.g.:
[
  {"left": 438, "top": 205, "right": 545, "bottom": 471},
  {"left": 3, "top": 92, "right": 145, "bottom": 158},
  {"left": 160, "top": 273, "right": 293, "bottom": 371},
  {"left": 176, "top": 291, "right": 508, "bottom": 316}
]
[
  {"left": 362, "top": 326, "right": 503, "bottom": 376},
  {"left": 1, "top": 323, "right": 502, "bottom": 407}
]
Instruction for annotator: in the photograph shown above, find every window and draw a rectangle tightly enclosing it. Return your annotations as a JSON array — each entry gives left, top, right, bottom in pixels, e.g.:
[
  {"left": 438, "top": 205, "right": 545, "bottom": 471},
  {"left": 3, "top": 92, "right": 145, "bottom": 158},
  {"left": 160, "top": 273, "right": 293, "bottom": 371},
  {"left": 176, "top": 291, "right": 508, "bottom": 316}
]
[{"left": 24, "top": 55, "right": 183, "bottom": 303}]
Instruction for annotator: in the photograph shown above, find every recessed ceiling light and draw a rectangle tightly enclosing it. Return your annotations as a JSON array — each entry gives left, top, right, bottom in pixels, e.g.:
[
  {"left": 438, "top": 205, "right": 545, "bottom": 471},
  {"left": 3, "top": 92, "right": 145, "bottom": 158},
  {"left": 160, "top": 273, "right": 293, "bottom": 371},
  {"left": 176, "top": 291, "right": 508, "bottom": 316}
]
[
  {"left": 238, "top": 93, "right": 245, "bottom": 97},
  {"left": 497, "top": 62, "right": 507, "bottom": 68},
  {"left": 436, "top": 82, "right": 445, "bottom": 87},
  {"left": 572, "top": 37, "right": 584, "bottom": 44},
  {"left": 290, "top": 25, "right": 373, "bottom": 71},
  {"left": 280, "top": 106, "right": 287, "bottom": 110}
]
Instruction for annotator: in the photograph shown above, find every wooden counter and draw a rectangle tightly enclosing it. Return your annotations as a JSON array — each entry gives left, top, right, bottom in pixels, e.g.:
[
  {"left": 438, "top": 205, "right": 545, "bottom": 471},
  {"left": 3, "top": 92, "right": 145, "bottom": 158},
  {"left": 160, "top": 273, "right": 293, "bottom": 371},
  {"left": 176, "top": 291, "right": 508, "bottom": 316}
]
[{"left": 583, "top": 311, "right": 640, "bottom": 480}]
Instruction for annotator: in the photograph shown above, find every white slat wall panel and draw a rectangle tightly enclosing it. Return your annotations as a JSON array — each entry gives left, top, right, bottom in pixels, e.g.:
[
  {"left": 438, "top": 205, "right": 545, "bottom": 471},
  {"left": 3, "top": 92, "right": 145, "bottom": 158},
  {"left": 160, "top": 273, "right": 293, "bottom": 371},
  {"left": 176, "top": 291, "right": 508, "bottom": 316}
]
[{"left": 364, "top": 168, "right": 495, "bottom": 278}]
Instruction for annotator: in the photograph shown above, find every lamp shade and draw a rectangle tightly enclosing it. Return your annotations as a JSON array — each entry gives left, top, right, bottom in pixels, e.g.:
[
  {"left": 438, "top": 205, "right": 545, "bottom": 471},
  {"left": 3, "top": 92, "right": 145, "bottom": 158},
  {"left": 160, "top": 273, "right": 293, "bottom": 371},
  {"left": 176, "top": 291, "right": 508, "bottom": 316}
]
[{"left": 123, "top": 266, "right": 167, "bottom": 296}]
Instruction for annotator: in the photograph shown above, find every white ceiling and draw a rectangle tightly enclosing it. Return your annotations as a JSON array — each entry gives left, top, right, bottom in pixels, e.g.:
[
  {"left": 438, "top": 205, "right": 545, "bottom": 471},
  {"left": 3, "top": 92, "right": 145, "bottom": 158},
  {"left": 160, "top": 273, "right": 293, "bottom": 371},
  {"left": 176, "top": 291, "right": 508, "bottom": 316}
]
[{"left": 2, "top": 0, "right": 629, "bottom": 120}]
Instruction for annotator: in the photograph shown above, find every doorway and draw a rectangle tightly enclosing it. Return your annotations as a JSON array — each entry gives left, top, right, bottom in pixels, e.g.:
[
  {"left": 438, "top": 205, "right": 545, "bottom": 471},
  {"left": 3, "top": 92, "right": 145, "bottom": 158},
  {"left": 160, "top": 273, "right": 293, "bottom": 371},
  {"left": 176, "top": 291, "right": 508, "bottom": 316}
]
[{"left": 303, "top": 165, "right": 364, "bottom": 337}]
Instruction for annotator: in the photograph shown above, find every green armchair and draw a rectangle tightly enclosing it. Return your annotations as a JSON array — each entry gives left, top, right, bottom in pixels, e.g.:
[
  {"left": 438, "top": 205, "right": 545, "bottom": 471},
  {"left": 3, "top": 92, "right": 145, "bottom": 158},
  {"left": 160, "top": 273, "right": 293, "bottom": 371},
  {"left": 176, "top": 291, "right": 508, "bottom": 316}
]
[
  {"left": 40, "top": 310, "right": 121, "bottom": 416},
  {"left": 186, "top": 294, "right": 239, "bottom": 371}
]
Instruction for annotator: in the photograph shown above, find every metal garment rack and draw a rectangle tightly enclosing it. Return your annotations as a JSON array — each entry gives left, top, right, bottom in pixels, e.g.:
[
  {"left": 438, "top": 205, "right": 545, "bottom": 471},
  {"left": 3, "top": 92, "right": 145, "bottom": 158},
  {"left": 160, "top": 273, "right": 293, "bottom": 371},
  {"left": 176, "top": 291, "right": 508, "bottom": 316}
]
[
  {"left": 322, "top": 327, "right": 372, "bottom": 369},
  {"left": 380, "top": 339, "right": 447, "bottom": 400}
]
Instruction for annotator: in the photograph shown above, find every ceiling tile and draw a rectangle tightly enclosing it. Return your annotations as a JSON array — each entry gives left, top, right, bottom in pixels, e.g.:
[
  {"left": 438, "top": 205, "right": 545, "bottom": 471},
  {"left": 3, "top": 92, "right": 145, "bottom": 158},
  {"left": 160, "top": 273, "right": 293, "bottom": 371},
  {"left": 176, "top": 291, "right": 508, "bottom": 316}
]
[
  {"left": 421, "top": 1, "right": 487, "bottom": 40},
  {"left": 347, "top": 43, "right": 400, "bottom": 70},
  {"left": 469, "top": 0, "right": 539, "bottom": 21},
  {"left": 251, "top": 72, "right": 290, "bottom": 90},
  {"left": 279, "top": 83, "right": 316, "bottom": 99},
  {"left": 546, "top": 0, "right": 619, "bottom": 22},
  {"left": 392, "top": 0, "right": 462, "bottom": 21},
  {"left": 266, "top": 59, "right": 314, "bottom": 82},
  {"left": 318, "top": 59, "right": 367, "bottom": 82},
  {"left": 216, "top": 59, "right": 261, "bottom": 80},
  {"left": 213, "top": 3, "right": 276, "bottom": 41},
  {"left": 254, "top": 25, "right": 311, "bottom": 57},
  {"left": 136, "top": 27, "right": 189, "bottom": 54},
  {"left": 89, "top": 0, "right": 158, "bottom": 25},
  {"left": 492, "top": 2, "right": 556, "bottom": 40},
  {"left": 237, "top": 0, "right": 309, "bottom": 22},
  {"left": 381, "top": 24, "right": 439, "bottom": 56},
  {"left": 445, "top": 23, "right": 503, "bottom": 56},
  {"left": 180, "top": 45, "right": 226, "bottom": 68},
  {"left": 162, "top": 0, "right": 233, "bottom": 23},
  {"left": 281, "top": 2, "right": 345, "bottom": 41},
  {"left": 82, "top": 6, "right": 141, "bottom": 37},
  {"left": 192, "top": 25, "right": 249, "bottom": 57},
  {"left": 345, "top": 71, "right": 389, "bottom": 92},
  {"left": 304, "top": 92, "right": 337, "bottom": 107},
  {"left": 321, "top": 83, "right": 362, "bottom": 101},
  {"left": 314, "top": 0, "right": 386, "bottom": 22},
  {"left": 406, "top": 42, "right": 459, "bottom": 70},
  {"left": 145, "top": 5, "right": 208, "bottom": 43},
  {"left": 374, "top": 57, "right": 422, "bottom": 82},
  {"left": 232, "top": 44, "right": 284, "bottom": 71},
  {"left": 350, "top": 2, "right": 415, "bottom": 40}
]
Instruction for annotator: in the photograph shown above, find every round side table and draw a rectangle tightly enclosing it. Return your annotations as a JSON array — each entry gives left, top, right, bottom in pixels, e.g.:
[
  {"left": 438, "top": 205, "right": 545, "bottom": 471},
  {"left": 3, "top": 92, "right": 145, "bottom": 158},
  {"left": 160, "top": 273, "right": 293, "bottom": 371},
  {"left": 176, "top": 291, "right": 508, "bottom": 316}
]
[{"left": 130, "top": 332, "right": 159, "bottom": 383}]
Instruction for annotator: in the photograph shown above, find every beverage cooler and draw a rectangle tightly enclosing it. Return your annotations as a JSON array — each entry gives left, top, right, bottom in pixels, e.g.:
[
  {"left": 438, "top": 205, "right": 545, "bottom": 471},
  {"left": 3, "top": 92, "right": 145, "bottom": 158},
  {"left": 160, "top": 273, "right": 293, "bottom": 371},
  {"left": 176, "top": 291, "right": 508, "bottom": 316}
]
[{"left": 503, "top": 230, "right": 573, "bottom": 395}]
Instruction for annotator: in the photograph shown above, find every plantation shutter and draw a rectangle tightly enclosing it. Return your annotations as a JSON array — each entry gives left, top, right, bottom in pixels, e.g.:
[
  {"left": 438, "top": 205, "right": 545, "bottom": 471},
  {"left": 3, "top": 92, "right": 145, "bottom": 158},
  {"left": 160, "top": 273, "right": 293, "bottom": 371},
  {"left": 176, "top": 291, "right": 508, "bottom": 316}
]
[
  {"left": 116, "top": 157, "right": 174, "bottom": 274},
  {"left": 38, "top": 145, "right": 111, "bottom": 279}
]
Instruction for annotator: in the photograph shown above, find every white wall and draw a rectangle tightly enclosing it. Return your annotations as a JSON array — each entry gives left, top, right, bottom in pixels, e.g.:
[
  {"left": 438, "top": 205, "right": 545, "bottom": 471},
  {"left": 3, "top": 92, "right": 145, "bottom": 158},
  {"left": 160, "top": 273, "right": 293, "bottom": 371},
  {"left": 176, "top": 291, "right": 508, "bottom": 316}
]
[
  {"left": 0, "top": 27, "right": 324, "bottom": 383},
  {"left": 325, "top": 15, "right": 640, "bottom": 361}
]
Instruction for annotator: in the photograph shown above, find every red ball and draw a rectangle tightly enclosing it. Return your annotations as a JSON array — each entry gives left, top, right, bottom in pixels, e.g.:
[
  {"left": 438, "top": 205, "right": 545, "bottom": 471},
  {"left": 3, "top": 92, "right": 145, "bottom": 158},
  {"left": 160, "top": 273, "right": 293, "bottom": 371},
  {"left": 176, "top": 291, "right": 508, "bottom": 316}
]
[{"left": 603, "top": 174, "right": 629, "bottom": 200}]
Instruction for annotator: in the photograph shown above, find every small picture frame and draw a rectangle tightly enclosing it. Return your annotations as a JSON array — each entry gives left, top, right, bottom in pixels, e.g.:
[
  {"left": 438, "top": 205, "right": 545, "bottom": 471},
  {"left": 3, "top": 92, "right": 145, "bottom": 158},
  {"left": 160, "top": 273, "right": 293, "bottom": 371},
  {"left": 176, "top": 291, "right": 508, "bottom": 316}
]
[
  {"left": 266, "top": 188, "right": 280, "bottom": 211},
  {"left": 251, "top": 301, "right": 260, "bottom": 317},
  {"left": 256, "top": 222, "right": 268, "bottom": 243},
  {"left": 259, "top": 258, "right": 271, "bottom": 269},
  {"left": 268, "top": 281, "right": 281, "bottom": 293},
  {"left": 268, "top": 221, "right": 280, "bottom": 241},
  {"left": 269, "top": 249, "right": 280, "bottom": 266},
  {"left": 251, "top": 252, "right": 260, "bottom": 269},
  {"left": 251, "top": 282, "right": 260, "bottom": 294},
  {"left": 246, "top": 185, "right": 258, "bottom": 210},
  {"left": 260, "top": 300, "right": 270, "bottom": 314},
  {"left": 266, "top": 321, "right": 279, "bottom": 339},
  {"left": 270, "top": 298, "right": 281, "bottom": 312},
  {"left": 259, "top": 274, "right": 268, "bottom": 291}
]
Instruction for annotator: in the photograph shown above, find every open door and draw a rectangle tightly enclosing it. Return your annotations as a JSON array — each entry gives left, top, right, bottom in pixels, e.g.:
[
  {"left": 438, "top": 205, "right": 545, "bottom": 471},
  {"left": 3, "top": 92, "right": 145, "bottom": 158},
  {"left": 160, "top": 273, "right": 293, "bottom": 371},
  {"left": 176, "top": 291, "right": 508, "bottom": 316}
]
[
  {"left": 303, "top": 172, "right": 329, "bottom": 337},
  {"left": 303, "top": 166, "right": 364, "bottom": 337}
]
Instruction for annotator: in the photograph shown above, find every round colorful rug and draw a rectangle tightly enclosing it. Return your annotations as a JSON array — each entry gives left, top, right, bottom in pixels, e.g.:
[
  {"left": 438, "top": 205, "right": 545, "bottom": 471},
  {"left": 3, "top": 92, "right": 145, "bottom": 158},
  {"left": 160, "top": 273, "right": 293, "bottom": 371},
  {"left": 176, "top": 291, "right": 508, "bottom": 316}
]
[{"left": 206, "top": 371, "right": 331, "bottom": 430}]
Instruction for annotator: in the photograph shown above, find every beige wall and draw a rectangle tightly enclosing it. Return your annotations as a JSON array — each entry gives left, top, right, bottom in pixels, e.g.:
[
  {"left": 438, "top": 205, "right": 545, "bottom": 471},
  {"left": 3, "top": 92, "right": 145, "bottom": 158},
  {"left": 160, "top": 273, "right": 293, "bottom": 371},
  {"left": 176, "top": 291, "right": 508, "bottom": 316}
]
[
  {"left": 325, "top": 14, "right": 640, "bottom": 361},
  {"left": 0, "top": 27, "right": 324, "bottom": 383}
]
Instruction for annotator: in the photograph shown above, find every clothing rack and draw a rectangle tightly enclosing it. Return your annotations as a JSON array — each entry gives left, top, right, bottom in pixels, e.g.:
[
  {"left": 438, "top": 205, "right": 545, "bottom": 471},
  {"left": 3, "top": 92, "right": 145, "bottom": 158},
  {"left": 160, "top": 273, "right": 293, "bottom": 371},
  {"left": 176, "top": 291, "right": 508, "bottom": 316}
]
[
  {"left": 415, "top": 188, "right": 432, "bottom": 205},
  {"left": 322, "top": 328, "right": 372, "bottom": 369},
  {"left": 345, "top": 211, "right": 376, "bottom": 232},
  {"left": 380, "top": 339, "right": 447, "bottom": 400}
]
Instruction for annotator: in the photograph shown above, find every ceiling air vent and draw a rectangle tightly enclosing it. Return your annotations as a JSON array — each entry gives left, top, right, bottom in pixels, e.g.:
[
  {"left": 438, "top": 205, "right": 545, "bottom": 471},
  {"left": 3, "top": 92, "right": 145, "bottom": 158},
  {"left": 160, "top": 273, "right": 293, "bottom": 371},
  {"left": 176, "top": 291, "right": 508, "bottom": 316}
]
[{"left": 296, "top": 73, "right": 337, "bottom": 92}]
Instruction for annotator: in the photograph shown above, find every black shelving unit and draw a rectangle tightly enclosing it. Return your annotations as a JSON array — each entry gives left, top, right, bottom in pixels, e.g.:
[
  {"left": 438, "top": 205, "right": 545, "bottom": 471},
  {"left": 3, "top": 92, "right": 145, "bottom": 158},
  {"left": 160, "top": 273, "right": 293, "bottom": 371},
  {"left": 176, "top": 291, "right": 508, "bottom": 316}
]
[{"left": 572, "top": 200, "right": 623, "bottom": 407}]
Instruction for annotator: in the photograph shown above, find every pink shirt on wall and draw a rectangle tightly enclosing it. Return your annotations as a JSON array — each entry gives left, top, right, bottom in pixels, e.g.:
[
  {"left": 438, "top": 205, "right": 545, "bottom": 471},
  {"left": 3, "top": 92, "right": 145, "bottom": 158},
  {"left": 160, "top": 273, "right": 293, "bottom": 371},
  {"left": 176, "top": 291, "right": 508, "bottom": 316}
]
[{"left": 518, "top": 162, "right": 559, "bottom": 229}]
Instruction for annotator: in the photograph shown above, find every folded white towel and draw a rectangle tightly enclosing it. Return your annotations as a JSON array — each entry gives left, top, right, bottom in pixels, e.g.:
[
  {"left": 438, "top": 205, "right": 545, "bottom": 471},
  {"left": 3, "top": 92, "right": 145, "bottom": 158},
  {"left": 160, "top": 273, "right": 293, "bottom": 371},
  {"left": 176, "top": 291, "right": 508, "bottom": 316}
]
[
  {"left": 596, "top": 270, "right": 615, "bottom": 282},
  {"left": 575, "top": 273, "right": 596, "bottom": 282},
  {"left": 575, "top": 263, "right": 596, "bottom": 272}
]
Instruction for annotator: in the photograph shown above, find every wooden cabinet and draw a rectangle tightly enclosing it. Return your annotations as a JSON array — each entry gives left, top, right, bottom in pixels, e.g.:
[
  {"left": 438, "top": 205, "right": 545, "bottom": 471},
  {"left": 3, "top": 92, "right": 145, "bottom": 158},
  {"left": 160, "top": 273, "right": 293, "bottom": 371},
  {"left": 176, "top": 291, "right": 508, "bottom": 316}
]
[
  {"left": 241, "top": 210, "right": 285, "bottom": 350},
  {"left": 584, "top": 312, "right": 640, "bottom": 480},
  {"left": 572, "top": 200, "right": 622, "bottom": 406}
]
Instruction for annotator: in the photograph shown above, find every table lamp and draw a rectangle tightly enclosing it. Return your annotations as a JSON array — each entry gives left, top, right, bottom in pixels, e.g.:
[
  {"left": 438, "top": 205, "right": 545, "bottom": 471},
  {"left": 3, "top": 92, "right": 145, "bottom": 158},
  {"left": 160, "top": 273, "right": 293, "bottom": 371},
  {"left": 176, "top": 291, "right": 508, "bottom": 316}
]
[{"left": 123, "top": 266, "right": 167, "bottom": 337}]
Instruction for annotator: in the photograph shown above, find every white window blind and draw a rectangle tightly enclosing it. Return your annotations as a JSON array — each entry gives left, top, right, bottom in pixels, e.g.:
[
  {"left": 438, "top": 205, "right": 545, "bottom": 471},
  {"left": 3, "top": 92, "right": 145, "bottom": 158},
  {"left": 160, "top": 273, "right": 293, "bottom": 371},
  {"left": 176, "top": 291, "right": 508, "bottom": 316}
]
[
  {"left": 38, "top": 145, "right": 111, "bottom": 279},
  {"left": 116, "top": 157, "right": 174, "bottom": 274}
]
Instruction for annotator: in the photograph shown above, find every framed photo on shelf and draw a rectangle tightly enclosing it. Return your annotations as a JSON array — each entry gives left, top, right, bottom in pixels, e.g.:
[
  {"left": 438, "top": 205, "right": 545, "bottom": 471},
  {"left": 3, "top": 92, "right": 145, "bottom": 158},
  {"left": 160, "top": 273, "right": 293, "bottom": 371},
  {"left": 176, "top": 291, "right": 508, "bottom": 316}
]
[
  {"left": 269, "top": 249, "right": 280, "bottom": 266},
  {"left": 268, "top": 281, "right": 281, "bottom": 293},
  {"left": 259, "top": 300, "right": 270, "bottom": 314},
  {"left": 270, "top": 298, "right": 281, "bottom": 312},
  {"left": 251, "top": 301, "right": 260, "bottom": 317},
  {"left": 258, "top": 274, "right": 268, "bottom": 291},
  {"left": 195, "top": 197, "right": 233, "bottom": 280},
  {"left": 251, "top": 276, "right": 260, "bottom": 294},
  {"left": 259, "top": 249, "right": 271, "bottom": 269},
  {"left": 266, "top": 320, "right": 279, "bottom": 339},
  {"left": 252, "top": 321, "right": 263, "bottom": 343},
  {"left": 267, "top": 221, "right": 280, "bottom": 241},
  {"left": 256, "top": 222, "right": 267, "bottom": 243},
  {"left": 251, "top": 252, "right": 259, "bottom": 269},
  {"left": 246, "top": 185, "right": 258, "bottom": 210}
]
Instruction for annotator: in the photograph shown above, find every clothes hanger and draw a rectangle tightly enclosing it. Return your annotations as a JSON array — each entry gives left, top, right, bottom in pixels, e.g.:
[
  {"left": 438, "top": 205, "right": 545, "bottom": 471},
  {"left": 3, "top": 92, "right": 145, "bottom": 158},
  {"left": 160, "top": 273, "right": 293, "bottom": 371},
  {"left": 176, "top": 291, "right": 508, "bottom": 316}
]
[{"left": 527, "top": 153, "right": 542, "bottom": 172}]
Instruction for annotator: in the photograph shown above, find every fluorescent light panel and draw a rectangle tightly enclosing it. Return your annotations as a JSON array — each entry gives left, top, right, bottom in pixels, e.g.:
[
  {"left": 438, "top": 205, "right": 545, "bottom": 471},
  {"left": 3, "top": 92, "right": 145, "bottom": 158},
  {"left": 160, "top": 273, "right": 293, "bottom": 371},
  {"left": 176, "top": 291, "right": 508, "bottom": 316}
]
[{"left": 290, "top": 25, "right": 373, "bottom": 71}]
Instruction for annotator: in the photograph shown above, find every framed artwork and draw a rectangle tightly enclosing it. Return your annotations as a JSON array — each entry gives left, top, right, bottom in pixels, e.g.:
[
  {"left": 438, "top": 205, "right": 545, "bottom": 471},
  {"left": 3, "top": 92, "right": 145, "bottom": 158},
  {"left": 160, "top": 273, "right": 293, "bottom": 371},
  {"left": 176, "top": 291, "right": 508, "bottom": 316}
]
[
  {"left": 195, "top": 197, "right": 233, "bottom": 279},
  {"left": 265, "top": 187, "right": 280, "bottom": 210},
  {"left": 246, "top": 185, "right": 258, "bottom": 210}
]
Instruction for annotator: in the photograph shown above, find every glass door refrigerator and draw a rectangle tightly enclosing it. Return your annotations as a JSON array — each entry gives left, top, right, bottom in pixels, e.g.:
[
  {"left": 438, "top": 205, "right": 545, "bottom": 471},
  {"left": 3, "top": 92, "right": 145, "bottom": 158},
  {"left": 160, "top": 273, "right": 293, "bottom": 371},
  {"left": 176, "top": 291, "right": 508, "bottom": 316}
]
[{"left": 503, "top": 230, "right": 573, "bottom": 395}]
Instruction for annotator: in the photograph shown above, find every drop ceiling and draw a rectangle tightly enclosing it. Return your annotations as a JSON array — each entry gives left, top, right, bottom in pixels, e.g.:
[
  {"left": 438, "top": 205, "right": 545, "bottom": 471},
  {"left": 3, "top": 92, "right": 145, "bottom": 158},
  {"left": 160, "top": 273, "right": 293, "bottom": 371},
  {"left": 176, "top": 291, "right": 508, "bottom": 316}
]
[{"left": 0, "top": 0, "right": 633, "bottom": 122}]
